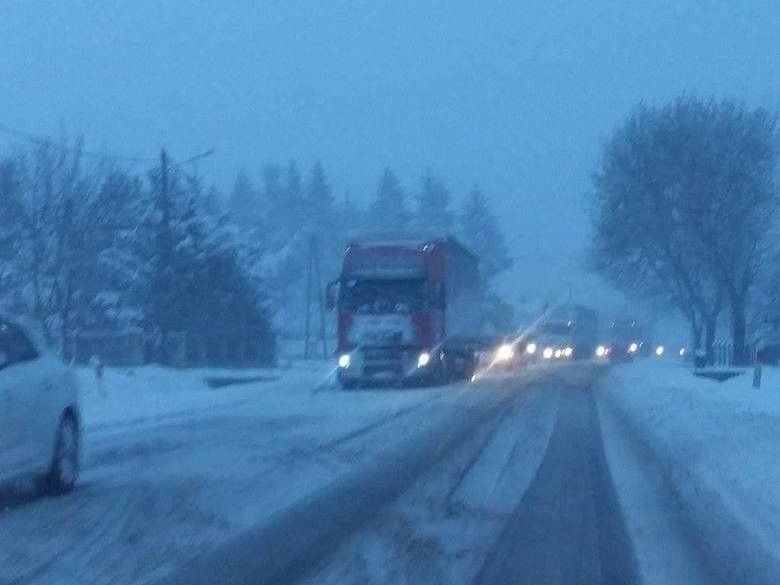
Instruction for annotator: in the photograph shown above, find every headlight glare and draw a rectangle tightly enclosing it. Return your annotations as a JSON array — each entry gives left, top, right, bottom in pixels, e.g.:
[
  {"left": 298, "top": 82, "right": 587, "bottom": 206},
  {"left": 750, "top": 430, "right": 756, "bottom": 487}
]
[{"left": 496, "top": 344, "right": 514, "bottom": 362}]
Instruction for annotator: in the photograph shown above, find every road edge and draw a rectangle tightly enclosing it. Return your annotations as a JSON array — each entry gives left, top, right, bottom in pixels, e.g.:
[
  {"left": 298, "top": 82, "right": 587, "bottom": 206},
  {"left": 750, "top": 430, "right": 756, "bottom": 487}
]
[{"left": 597, "top": 381, "right": 780, "bottom": 585}]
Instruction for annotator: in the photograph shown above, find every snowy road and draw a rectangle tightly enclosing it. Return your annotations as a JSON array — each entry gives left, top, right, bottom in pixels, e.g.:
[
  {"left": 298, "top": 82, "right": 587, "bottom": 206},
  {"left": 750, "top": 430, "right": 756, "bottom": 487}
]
[
  {"left": 2, "top": 361, "right": 763, "bottom": 585},
  {"left": 474, "top": 388, "right": 635, "bottom": 585},
  {"left": 0, "top": 365, "right": 522, "bottom": 585}
]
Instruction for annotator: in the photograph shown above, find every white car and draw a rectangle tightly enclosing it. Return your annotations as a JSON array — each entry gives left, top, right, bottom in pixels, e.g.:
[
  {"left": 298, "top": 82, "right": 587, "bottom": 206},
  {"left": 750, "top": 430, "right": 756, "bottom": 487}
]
[{"left": 0, "top": 318, "right": 81, "bottom": 494}]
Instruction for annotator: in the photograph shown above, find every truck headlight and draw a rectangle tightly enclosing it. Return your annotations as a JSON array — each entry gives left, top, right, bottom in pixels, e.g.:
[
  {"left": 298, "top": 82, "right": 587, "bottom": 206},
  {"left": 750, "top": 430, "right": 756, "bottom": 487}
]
[
  {"left": 526, "top": 342, "right": 537, "bottom": 355},
  {"left": 496, "top": 344, "right": 514, "bottom": 362},
  {"left": 338, "top": 354, "right": 351, "bottom": 368},
  {"left": 417, "top": 352, "right": 431, "bottom": 368}
]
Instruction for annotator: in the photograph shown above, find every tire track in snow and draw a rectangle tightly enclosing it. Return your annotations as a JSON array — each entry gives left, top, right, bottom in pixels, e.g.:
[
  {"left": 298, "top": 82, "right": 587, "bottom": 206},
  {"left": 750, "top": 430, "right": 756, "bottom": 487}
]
[
  {"left": 0, "top": 385, "right": 467, "bottom": 585},
  {"left": 158, "top": 385, "right": 513, "bottom": 585}
]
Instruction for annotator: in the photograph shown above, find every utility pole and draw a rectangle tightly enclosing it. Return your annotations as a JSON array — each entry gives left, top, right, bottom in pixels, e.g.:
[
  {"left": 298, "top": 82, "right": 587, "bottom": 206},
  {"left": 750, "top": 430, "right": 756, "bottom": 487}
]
[
  {"left": 158, "top": 148, "right": 171, "bottom": 365},
  {"left": 304, "top": 248, "right": 313, "bottom": 359},
  {"left": 312, "top": 236, "right": 328, "bottom": 358},
  {"left": 303, "top": 236, "right": 328, "bottom": 359}
]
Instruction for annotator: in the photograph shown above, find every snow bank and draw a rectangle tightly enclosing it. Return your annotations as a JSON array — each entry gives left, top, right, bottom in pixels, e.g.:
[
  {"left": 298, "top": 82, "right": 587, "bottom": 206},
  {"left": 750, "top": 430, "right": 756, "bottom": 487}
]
[
  {"left": 600, "top": 359, "right": 780, "bottom": 584},
  {"left": 76, "top": 360, "right": 335, "bottom": 431}
]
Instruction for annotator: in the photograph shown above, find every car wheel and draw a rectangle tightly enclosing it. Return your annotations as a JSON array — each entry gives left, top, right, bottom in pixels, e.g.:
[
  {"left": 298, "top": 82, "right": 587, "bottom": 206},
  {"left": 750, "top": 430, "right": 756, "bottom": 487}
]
[{"left": 45, "top": 415, "right": 79, "bottom": 495}]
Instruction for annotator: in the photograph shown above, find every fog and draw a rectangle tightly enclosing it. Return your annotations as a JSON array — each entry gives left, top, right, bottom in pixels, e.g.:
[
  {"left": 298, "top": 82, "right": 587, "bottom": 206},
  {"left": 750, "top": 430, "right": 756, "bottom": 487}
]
[{"left": 2, "top": 0, "right": 779, "bottom": 310}]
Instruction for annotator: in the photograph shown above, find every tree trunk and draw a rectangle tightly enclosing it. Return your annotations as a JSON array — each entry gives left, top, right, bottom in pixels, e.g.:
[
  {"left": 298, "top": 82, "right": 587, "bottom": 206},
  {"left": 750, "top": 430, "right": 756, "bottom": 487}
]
[
  {"left": 730, "top": 301, "right": 748, "bottom": 366},
  {"left": 704, "top": 316, "right": 717, "bottom": 365},
  {"left": 690, "top": 320, "right": 703, "bottom": 355}
]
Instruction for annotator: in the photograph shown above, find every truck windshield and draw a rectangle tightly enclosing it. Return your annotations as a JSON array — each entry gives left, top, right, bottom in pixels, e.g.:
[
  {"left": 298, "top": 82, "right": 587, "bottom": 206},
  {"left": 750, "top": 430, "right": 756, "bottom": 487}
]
[
  {"left": 339, "top": 279, "right": 428, "bottom": 314},
  {"left": 541, "top": 323, "right": 571, "bottom": 335}
]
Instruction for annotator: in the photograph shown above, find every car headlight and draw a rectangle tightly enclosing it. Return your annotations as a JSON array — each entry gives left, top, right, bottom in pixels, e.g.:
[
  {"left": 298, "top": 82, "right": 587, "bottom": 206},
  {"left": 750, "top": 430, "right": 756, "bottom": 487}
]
[
  {"left": 417, "top": 352, "right": 431, "bottom": 368},
  {"left": 628, "top": 342, "right": 639, "bottom": 354},
  {"left": 338, "top": 354, "right": 351, "bottom": 368},
  {"left": 554, "top": 349, "right": 562, "bottom": 359},
  {"left": 655, "top": 345, "right": 665, "bottom": 356},
  {"left": 596, "top": 345, "right": 607, "bottom": 358},
  {"left": 542, "top": 347, "right": 554, "bottom": 359},
  {"left": 526, "top": 342, "right": 537, "bottom": 355},
  {"left": 563, "top": 347, "right": 573, "bottom": 358},
  {"left": 496, "top": 344, "right": 514, "bottom": 362}
]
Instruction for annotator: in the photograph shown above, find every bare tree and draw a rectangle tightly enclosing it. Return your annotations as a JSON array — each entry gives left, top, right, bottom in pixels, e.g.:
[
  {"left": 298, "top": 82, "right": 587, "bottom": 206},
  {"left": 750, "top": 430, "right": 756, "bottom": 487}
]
[{"left": 590, "top": 97, "right": 777, "bottom": 364}]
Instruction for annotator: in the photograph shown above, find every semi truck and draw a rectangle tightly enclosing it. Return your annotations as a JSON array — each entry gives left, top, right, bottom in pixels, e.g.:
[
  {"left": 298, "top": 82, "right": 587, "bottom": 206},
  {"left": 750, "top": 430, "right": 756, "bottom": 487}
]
[
  {"left": 327, "top": 235, "right": 481, "bottom": 388},
  {"left": 529, "top": 304, "right": 599, "bottom": 360}
]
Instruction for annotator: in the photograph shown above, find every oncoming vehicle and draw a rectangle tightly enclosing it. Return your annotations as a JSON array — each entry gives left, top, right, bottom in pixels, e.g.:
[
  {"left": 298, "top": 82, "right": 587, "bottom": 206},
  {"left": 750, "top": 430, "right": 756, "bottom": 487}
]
[
  {"left": 328, "top": 235, "right": 482, "bottom": 387},
  {"left": 0, "top": 318, "right": 81, "bottom": 494},
  {"left": 528, "top": 304, "right": 599, "bottom": 361}
]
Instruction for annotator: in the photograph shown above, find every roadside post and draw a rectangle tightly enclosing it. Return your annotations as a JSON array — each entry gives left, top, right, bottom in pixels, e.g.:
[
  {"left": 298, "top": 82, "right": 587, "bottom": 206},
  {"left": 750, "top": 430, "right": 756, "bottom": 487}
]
[{"left": 753, "top": 349, "right": 762, "bottom": 389}]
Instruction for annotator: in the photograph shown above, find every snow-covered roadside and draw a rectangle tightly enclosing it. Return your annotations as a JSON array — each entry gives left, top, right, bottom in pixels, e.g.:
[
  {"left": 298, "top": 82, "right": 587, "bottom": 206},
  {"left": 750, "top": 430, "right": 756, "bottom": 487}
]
[
  {"left": 598, "top": 359, "right": 780, "bottom": 584},
  {"left": 1, "top": 362, "right": 500, "bottom": 585},
  {"left": 77, "top": 360, "right": 334, "bottom": 431}
]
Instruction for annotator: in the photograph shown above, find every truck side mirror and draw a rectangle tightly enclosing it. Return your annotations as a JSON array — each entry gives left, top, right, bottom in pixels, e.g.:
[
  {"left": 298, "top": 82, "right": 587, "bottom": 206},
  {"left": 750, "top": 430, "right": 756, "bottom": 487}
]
[{"left": 325, "top": 281, "right": 338, "bottom": 311}]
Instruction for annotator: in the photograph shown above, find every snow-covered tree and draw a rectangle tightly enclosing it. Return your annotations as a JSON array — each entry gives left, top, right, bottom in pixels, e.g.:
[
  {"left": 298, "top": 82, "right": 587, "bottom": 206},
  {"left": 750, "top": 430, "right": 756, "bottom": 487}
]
[
  {"left": 457, "top": 185, "right": 515, "bottom": 332},
  {"left": 228, "top": 169, "right": 259, "bottom": 230},
  {"left": 458, "top": 185, "right": 513, "bottom": 285},
  {"left": 368, "top": 168, "right": 411, "bottom": 232},
  {"left": 144, "top": 160, "right": 274, "bottom": 363},
  {"left": 306, "top": 161, "right": 336, "bottom": 236},
  {"left": 416, "top": 172, "right": 454, "bottom": 232}
]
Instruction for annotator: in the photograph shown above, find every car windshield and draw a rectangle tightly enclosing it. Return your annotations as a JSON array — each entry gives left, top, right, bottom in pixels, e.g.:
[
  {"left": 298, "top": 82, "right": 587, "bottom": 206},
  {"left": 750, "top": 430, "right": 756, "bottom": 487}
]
[
  {"left": 339, "top": 279, "right": 427, "bottom": 314},
  {"left": 2, "top": 4, "right": 777, "bottom": 585},
  {"left": 0, "top": 321, "right": 38, "bottom": 364}
]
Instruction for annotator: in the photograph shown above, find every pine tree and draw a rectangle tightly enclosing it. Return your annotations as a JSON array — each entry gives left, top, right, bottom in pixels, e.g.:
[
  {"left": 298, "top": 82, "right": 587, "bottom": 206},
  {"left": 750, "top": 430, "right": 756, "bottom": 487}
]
[
  {"left": 369, "top": 168, "right": 410, "bottom": 232},
  {"left": 285, "top": 160, "right": 306, "bottom": 226},
  {"left": 458, "top": 185, "right": 515, "bottom": 332},
  {"left": 458, "top": 185, "right": 513, "bottom": 285},
  {"left": 262, "top": 164, "right": 286, "bottom": 250},
  {"left": 229, "top": 169, "right": 256, "bottom": 227},
  {"left": 416, "top": 172, "right": 454, "bottom": 233},
  {"left": 145, "top": 160, "right": 275, "bottom": 362}
]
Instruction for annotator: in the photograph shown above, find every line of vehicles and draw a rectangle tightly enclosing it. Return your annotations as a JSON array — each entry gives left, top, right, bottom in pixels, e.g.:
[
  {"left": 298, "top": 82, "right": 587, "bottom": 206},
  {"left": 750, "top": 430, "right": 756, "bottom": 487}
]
[
  {"left": 326, "top": 233, "right": 659, "bottom": 389},
  {"left": 0, "top": 232, "right": 663, "bottom": 496}
]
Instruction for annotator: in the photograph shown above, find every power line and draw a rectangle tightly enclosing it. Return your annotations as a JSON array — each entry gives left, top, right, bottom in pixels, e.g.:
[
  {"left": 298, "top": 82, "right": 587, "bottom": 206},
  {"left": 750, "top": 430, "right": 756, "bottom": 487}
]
[
  {"left": 0, "top": 122, "right": 157, "bottom": 164},
  {"left": 0, "top": 121, "right": 216, "bottom": 175}
]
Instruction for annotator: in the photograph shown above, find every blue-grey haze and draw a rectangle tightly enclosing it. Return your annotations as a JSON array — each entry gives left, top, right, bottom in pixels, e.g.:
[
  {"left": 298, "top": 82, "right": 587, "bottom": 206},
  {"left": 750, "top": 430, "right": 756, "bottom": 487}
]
[{"left": 1, "top": 0, "right": 778, "bottom": 330}]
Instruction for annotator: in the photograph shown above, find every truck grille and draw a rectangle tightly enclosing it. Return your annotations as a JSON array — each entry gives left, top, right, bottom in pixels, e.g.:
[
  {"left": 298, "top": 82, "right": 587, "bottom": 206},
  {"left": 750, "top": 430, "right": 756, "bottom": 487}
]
[
  {"left": 363, "top": 347, "right": 403, "bottom": 361},
  {"left": 362, "top": 347, "right": 405, "bottom": 377}
]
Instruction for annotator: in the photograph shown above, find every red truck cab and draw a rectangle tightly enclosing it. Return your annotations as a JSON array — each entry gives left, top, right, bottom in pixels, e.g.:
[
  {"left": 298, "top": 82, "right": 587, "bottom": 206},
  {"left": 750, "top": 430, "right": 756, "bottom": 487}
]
[{"left": 328, "top": 236, "right": 481, "bottom": 388}]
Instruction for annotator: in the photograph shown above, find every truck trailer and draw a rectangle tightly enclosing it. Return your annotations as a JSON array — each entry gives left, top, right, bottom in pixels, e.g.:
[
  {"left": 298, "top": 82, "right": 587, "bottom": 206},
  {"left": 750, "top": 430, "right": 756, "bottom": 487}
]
[{"left": 327, "top": 235, "right": 481, "bottom": 388}]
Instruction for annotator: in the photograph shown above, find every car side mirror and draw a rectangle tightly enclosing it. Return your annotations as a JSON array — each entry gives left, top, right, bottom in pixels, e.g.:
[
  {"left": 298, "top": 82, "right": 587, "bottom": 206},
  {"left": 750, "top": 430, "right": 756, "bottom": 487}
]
[
  {"left": 0, "top": 350, "right": 9, "bottom": 370},
  {"left": 325, "top": 281, "right": 338, "bottom": 312}
]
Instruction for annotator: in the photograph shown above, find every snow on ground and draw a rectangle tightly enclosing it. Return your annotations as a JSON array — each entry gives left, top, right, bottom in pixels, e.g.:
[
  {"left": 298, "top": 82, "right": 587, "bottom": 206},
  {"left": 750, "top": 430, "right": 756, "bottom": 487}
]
[
  {"left": 77, "top": 360, "right": 333, "bottom": 431},
  {"left": 598, "top": 358, "right": 780, "bottom": 583},
  {"left": 0, "top": 360, "right": 501, "bottom": 585}
]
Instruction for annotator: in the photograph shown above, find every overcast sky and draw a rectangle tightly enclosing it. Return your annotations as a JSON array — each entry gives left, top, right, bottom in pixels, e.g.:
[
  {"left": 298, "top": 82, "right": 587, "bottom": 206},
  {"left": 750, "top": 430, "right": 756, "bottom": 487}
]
[{"left": 2, "top": 0, "right": 779, "bottom": 321}]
